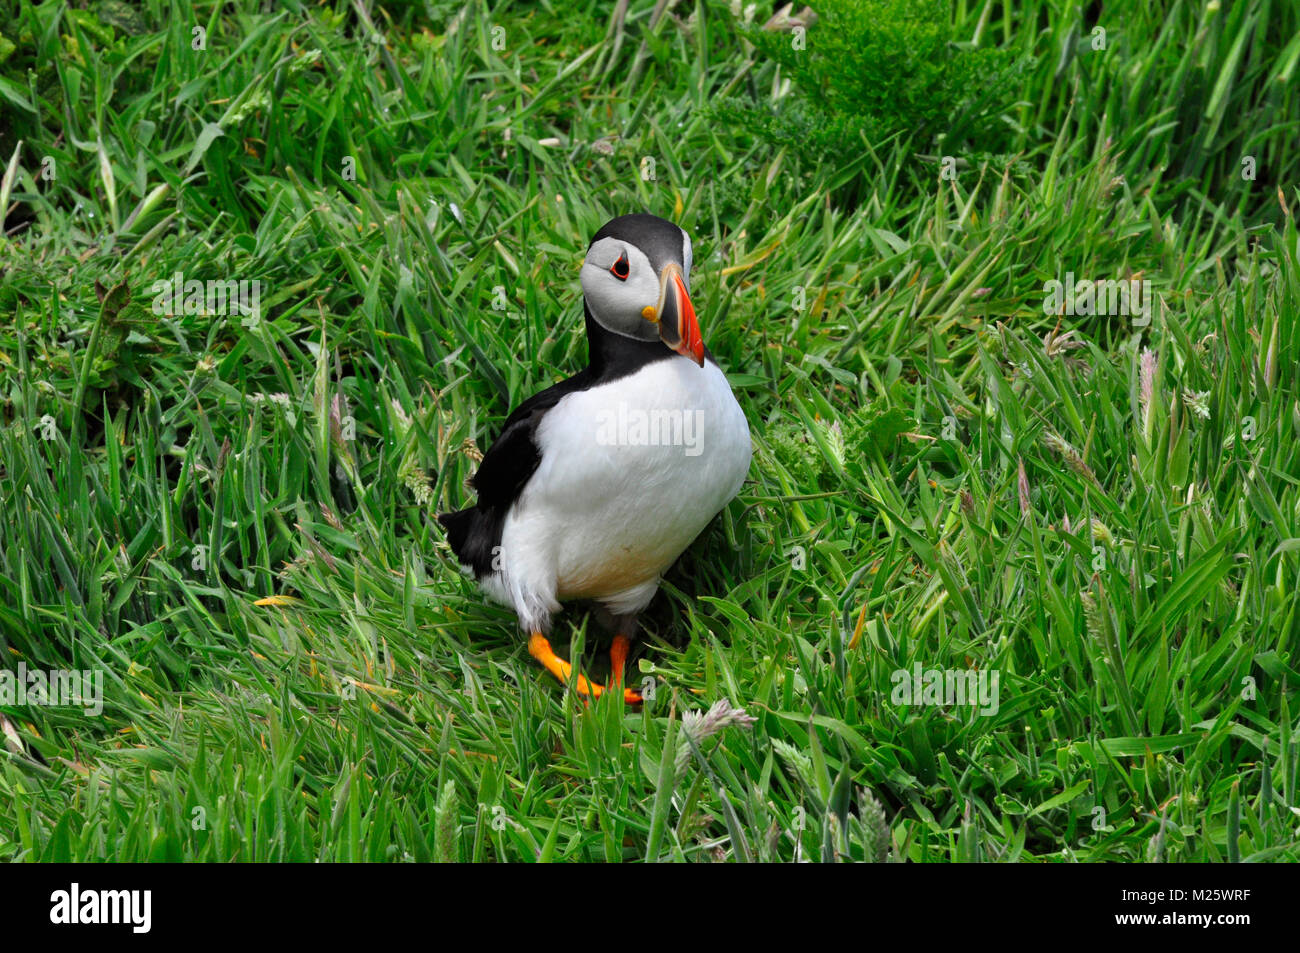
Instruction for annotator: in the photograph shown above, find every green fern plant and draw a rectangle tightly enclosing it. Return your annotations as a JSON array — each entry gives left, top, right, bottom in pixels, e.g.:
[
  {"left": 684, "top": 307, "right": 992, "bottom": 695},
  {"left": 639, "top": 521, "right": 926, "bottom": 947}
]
[{"left": 717, "top": 0, "right": 1022, "bottom": 185}]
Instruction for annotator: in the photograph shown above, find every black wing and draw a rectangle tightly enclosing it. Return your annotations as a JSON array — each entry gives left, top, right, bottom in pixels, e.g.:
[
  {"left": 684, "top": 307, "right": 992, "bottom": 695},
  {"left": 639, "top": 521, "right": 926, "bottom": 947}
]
[
  {"left": 437, "top": 370, "right": 592, "bottom": 576},
  {"left": 438, "top": 304, "right": 678, "bottom": 577},
  {"left": 469, "top": 374, "right": 589, "bottom": 506}
]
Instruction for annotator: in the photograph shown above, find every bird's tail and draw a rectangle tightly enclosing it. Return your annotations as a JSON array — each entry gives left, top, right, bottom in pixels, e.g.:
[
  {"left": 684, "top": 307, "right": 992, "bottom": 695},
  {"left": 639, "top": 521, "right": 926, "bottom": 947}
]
[{"left": 436, "top": 506, "right": 501, "bottom": 578}]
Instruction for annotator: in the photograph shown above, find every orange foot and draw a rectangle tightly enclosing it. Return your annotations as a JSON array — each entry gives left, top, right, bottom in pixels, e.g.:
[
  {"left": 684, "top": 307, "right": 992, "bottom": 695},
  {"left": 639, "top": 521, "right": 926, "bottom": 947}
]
[
  {"left": 529, "top": 632, "right": 642, "bottom": 704},
  {"left": 609, "top": 633, "right": 642, "bottom": 702}
]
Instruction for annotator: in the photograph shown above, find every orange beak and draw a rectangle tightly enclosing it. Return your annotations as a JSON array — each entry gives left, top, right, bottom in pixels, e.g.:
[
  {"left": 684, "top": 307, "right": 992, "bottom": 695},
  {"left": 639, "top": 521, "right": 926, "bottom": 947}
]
[{"left": 654, "top": 263, "right": 705, "bottom": 366}]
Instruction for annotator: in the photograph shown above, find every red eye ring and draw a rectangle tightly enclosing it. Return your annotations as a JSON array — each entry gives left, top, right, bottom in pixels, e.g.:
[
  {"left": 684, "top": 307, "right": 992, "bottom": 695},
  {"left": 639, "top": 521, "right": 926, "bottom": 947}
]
[{"left": 610, "top": 253, "right": 630, "bottom": 280}]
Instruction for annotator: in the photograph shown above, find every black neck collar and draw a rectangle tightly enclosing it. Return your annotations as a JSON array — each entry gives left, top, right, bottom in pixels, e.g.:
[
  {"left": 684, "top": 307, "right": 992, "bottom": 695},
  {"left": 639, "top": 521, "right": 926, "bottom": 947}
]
[{"left": 583, "top": 303, "right": 677, "bottom": 381}]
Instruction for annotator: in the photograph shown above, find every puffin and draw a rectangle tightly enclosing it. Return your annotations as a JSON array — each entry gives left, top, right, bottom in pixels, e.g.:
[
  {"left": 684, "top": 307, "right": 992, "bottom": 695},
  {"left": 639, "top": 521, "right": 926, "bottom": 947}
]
[{"left": 439, "top": 214, "right": 752, "bottom": 703}]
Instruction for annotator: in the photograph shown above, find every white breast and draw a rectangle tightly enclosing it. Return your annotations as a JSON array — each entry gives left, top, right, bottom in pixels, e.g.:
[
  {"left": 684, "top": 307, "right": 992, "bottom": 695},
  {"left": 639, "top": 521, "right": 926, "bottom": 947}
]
[{"left": 488, "top": 358, "right": 751, "bottom": 632}]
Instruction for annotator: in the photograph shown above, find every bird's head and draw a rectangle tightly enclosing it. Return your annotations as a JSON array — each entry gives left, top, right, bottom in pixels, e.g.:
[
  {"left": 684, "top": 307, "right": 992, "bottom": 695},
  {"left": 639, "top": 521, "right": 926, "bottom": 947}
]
[{"left": 580, "top": 213, "right": 705, "bottom": 366}]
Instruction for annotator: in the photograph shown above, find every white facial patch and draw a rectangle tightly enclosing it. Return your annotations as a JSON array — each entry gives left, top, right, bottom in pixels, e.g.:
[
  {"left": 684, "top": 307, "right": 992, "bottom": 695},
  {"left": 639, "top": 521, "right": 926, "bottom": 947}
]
[{"left": 581, "top": 236, "right": 662, "bottom": 341}]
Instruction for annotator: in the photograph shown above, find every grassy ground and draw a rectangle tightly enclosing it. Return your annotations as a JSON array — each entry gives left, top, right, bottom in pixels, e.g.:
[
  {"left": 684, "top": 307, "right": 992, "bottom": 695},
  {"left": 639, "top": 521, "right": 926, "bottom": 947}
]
[{"left": 1, "top": 0, "right": 1298, "bottom": 862}]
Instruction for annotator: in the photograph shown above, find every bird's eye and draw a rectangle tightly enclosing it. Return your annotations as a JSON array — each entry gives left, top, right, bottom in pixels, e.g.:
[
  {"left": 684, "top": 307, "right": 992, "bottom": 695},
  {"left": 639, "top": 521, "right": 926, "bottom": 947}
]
[{"left": 610, "top": 253, "right": 630, "bottom": 280}]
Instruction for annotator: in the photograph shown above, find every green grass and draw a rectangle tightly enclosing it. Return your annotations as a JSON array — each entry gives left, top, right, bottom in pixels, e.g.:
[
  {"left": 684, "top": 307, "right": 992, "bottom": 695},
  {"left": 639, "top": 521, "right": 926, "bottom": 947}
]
[{"left": 0, "top": 0, "right": 1298, "bottom": 862}]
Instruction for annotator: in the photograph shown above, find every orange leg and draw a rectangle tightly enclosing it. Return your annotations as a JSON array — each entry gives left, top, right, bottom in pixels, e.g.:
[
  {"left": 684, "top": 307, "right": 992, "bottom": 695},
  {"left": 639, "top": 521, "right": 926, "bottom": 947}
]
[
  {"left": 609, "top": 634, "right": 642, "bottom": 704},
  {"left": 528, "top": 633, "right": 642, "bottom": 704},
  {"left": 529, "top": 632, "right": 600, "bottom": 695}
]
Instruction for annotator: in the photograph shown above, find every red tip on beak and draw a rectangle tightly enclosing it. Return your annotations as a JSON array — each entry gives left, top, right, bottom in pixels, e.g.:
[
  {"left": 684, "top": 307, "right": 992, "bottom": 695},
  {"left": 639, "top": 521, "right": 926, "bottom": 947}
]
[
  {"left": 673, "top": 272, "right": 705, "bottom": 367},
  {"left": 656, "top": 264, "right": 705, "bottom": 366}
]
